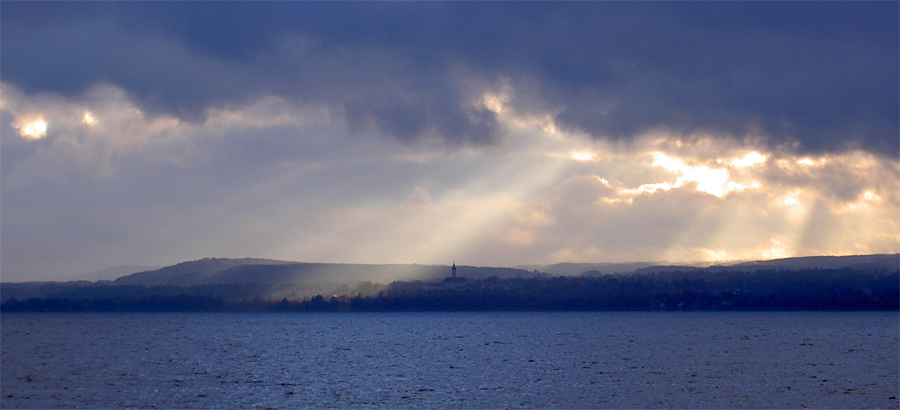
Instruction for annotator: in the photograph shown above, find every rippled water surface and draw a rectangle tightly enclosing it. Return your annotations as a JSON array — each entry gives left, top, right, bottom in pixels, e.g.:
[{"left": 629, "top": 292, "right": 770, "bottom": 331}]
[{"left": 2, "top": 312, "right": 897, "bottom": 408}]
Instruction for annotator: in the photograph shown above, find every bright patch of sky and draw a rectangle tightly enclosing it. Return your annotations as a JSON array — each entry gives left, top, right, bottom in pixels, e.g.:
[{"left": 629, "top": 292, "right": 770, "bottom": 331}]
[
  {"left": 12, "top": 118, "right": 48, "bottom": 139},
  {"left": 81, "top": 111, "right": 97, "bottom": 126}
]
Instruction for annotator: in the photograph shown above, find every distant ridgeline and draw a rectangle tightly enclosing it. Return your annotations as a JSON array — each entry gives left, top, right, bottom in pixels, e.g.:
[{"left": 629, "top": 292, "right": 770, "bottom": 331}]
[{"left": 2, "top": 255, "right": 898, "bottom": 312}]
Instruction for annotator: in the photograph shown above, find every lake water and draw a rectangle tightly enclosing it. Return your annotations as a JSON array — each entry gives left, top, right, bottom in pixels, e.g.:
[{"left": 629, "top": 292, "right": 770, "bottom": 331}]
[{"left": 2, "top": 312, "right": 897, "bottom": 409}]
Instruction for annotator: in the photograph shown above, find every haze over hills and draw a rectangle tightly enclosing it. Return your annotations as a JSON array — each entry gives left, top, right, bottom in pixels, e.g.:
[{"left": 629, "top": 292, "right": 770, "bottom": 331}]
[
  {"left": 515, "top": 262, "right": 664, "bottom": 276},
  {"left": 1, "top": 253, "right": 896, "bottom": 311},
  {"left": 632, "top": 254, "right": 900, "bottom": 275},
  {"left": 518, "top": 254, "right": 899, "bottom": 276},
  {"left": 109, "top": 254, "right": 897, "bottom": 289},
  {"left": 728, "top": 254, "right": 899, "bottom": 271},
  {"left": 69, "top": 265, "right": 162, "bottom": 282},
  {"left": 3, "top": 254, "right": 897, "bottom": 286},
  {"left": 0, "top": 259, "right": 537, "bottom": 303},
  {"left": 112, "top": 258, "right": 534, "bottom": 288}
]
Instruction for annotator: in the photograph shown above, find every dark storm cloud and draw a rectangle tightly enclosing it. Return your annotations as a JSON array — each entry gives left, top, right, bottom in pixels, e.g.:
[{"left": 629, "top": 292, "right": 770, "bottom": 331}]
[{"left": 2, "top": 2, "right": 896, "bottom": 153}]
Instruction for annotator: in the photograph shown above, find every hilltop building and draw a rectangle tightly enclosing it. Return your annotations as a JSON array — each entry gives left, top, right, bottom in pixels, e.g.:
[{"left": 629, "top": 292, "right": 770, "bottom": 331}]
[{"left": 443, "top": 262, "right": 466, "bottom": 286}]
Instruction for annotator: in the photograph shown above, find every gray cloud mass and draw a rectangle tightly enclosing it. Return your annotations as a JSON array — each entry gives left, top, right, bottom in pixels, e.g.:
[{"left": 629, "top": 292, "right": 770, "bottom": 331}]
[{"left": 2, "top": 2, "right": 897, "bottom": 154}]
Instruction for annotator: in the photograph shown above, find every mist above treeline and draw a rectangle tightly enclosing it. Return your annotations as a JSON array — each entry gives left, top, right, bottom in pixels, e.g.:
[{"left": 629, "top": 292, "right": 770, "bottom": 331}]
[{"left": 1, "top": 254, "right": 897, "bottom": 312}]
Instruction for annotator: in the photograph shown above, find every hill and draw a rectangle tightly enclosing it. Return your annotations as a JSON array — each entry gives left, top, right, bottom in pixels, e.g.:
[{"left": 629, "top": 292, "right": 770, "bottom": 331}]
[
  {"left": 112, "top": 258, "right": 295, "bottom": 286},
  {"left": 620, "top": 254, "right": 898, "bottom": 275},
  {"left": 1, "top": 259, "right": 536, "bottom": 303},
  {"left": 113, "top": 259, "right": 533, "bottom": 287},
  {"left": 516, "top": 262, "right": 663, "bottom": 276},
  {"left": 727, "top": 254, "right": 899, "bottom": 271}
]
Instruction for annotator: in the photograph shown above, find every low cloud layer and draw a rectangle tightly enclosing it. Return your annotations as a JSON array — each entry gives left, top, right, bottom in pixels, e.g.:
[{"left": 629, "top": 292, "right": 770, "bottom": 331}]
[{"left": 2, "top": 3, "right": 898, "bottom": 281}]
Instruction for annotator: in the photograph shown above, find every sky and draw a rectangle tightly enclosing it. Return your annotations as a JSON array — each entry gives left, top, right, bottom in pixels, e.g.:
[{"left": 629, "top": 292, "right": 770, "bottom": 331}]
[{"left": 1, "top": 2, "right": 898, "bottom": 281}]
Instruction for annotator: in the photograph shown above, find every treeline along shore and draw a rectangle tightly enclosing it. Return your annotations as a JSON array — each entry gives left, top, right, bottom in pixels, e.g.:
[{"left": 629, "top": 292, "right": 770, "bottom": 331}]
[{"left": 2, "top": 267, "right": 897, "bottom": 312}]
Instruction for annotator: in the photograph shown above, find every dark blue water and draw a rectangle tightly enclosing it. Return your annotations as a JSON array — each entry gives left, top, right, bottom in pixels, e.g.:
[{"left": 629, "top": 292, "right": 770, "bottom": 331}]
[{"left": 2, "top": 312, "right": 897, "bottom": 408}]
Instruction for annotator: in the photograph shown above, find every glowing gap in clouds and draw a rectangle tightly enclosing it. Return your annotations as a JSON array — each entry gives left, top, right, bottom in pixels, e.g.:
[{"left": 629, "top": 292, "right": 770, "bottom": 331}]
[
  {"left": 18, "top": 119, "right": 48, "bottom": 139},
  {"left": 82, "top": 111, "right": 98, "bottom": 126},
  {"left": 728, "top": 152, "right": 767, "bottom": 168},
  {"left": 620, "top": 182, "right": 673, "bottom": 196},
  {"left": 650, "top": 152, "right": 759, "bottom": 197},
  {"left": 571, "top": 151, "right": 595, "bottom": 161}
]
